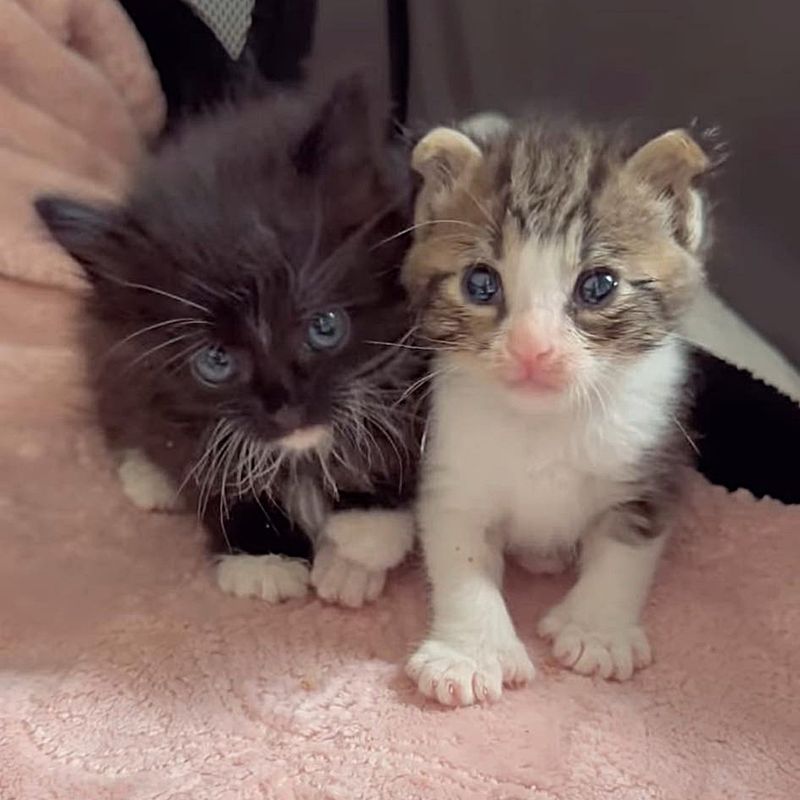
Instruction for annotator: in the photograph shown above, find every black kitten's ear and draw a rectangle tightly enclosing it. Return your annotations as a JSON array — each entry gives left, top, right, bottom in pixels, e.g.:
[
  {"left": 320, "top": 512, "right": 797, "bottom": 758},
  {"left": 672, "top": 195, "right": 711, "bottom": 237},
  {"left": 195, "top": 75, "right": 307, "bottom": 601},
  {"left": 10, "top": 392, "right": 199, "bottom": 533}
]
[
  {"left": 292, "top": 75, "right": 377, "bottom": 175},
  {"left": 34, "top": 195, "right": 117, "bottom": 282}
]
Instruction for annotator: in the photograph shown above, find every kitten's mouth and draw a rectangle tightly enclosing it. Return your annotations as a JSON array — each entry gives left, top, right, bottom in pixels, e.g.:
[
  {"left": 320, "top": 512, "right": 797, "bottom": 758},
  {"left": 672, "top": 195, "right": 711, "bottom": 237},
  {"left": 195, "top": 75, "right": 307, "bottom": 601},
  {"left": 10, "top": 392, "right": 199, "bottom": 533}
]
[
  {"left": 504, "top": 374, "right": 565, "bottom": 394},
  {"left": 499, "top": 364, "right": 567, "bottom": 394},
  {"left": 278, "top": 424, "right": 332, "bottom": 453}
]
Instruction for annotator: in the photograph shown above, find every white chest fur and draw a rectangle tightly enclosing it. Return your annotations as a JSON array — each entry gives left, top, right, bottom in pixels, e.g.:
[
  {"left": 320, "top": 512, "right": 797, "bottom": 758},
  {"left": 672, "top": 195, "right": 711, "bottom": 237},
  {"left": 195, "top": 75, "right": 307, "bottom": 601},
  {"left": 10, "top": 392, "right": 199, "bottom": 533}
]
[{"left": 422, "top": 340, "right": 686, "bottom": 552}]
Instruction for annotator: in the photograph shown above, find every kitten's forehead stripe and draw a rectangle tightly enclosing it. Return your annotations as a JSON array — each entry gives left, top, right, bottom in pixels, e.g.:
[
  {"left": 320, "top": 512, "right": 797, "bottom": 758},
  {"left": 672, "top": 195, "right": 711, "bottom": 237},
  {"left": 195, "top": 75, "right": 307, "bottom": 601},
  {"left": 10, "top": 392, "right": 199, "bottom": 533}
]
[{"left": 504, "top": 126, "right": 608, "bottom": 241}]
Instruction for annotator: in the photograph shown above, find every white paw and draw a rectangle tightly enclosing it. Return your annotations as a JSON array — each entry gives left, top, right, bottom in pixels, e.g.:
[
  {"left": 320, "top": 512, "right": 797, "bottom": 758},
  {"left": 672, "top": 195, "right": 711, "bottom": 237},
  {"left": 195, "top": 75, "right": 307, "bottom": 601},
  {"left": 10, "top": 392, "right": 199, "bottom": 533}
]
[
  {"left": 310, "top": 543, "right": 386, "bottom": 608},
  {"left": 537, "top": 603, "right": 652, "bottom": 681},
  {"left": 324, "top": 509, "right": 415, "bottom": 571},
  {"left": 117, "top": 449, "right": 183, "bottom": 512},
  {"left": 406, "top": 637, "right": 535, "bottom": 707},
  {"left": 216, "top": 554, "right": 309, "bottom": 603}
]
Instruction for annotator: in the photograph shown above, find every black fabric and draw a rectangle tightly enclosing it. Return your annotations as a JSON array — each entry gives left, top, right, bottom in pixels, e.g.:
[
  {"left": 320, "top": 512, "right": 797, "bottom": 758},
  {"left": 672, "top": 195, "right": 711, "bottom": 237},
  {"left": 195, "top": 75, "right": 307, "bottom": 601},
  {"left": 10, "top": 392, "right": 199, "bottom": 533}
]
[
  {"left": 691, "top": 348, "right": 800, "bottom": 504},
  {"left": 119, "top": 0, "right": 317, "bottom": 132},
  {"left": 246, "top": 0, "right": 317, "bottom": 85},
  {"left": 119, "top": 0, "right": 234, "bottom": 132},
  {"left": 387, "top": 0, "right": 410, "bottom": 126}
]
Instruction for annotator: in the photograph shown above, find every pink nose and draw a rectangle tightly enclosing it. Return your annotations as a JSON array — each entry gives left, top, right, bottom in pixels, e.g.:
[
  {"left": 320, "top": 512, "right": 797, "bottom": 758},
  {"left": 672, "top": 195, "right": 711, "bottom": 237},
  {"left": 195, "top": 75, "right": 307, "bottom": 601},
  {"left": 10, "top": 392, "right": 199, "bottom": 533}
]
[{"left": 506, "top": 325, "right": 562, "bottom": 386}]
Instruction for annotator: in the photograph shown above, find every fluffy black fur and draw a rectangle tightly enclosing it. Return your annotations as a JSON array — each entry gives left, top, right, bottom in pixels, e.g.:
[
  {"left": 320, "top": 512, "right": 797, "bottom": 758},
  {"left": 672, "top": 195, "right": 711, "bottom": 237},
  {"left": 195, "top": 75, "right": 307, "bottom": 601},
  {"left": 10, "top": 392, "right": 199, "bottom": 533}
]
[{"left": 35, "top": 79, "right": 424, "bottom": 559}]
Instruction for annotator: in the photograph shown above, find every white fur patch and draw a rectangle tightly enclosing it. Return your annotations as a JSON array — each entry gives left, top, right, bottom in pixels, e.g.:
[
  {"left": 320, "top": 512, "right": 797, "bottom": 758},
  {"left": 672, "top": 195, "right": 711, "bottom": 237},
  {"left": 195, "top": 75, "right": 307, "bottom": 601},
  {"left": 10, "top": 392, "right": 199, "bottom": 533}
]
[
  {"left": 216, "top": 554, "right": 309, "bottom": 603},
  {"left": 310, "top": 510, "right": 415, "bottom": 608},
  {"left": 408, "top": 339, "right": 684, "bottom": 703},
  {"left": 538, "top": 607, "right": 652, "bottom": 681},
  {"left": 310, "top": 543, "right": 386, "bottom": 608},
  {"left": 278, "top": 425, "right": 331, "bottom": 452},
  {"left": 406, "top": 636, "right": 535, "bottom": 707},
  {"left": 117, "top": 449, "right": 183, "bottom": 512},
  {"left": 324, "top": 509, "right": 415, "bottom": 572}
]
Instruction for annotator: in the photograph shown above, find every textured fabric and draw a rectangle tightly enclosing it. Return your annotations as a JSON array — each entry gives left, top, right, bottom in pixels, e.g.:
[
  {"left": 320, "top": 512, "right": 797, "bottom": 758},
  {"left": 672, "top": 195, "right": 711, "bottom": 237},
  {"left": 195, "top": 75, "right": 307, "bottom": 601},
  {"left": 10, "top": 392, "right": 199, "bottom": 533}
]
[
  {"left": 0, "top": 0, "right": 164, "bottom": 290},
  {"left": 183, "top": 0, "right": 254, "bottom": 58},
  {"left": 0, "top": 280, "right": 798, "bottom": 798}
]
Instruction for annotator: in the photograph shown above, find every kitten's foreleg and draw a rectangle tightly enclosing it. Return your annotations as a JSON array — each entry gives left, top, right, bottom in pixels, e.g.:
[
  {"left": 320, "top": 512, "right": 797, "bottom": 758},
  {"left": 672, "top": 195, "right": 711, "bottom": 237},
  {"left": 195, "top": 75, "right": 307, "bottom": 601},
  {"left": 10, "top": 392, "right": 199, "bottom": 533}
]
[
  {"left": 311, "top": 509, "right": 415, "bottom": 607},
  {"left": 116, "top": 448, "right": 184, "bottom": 512},
  {"left": 538, "top": 507, "right": 666, "bottom": 681},
  {"left": 406, "top": 507, "right": 534, "bottom": 707}
]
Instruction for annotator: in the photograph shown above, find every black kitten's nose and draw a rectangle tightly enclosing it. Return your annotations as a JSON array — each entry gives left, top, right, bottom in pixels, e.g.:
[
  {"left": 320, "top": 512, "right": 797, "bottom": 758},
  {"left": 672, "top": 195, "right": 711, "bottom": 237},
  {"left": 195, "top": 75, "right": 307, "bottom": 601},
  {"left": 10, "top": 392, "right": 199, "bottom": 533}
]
[{"left": 273, "top": 404, "right": 303, "bottom": 431}]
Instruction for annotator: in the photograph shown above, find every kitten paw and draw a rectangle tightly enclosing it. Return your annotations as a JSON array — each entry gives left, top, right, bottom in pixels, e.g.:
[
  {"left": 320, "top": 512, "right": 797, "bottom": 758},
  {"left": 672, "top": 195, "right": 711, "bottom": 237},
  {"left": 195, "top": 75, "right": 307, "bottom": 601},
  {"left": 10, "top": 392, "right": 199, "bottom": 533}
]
[
  {"left": 537, "top": 604, "right": 652, "bottom": 681},
  {"left": 216, "top": 554, "right": 309, "bottom": 603},
  {"left": 324, "top": 509, "right": 415, "bottom": 571},
  {"left": 406, "top": 637, "right": 535, "bottom": 707},
  {"left": 117, "top": 449, "right": 183, "bottom": 512},
  {"left": 310, "top": 543, "right": 386, "bottom": 608}
]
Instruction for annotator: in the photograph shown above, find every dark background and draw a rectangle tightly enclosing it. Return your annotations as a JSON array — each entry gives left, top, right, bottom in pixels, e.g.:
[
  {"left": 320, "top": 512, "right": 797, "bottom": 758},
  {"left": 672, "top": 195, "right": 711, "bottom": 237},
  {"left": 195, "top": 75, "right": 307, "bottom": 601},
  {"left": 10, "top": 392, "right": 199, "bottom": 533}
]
[
  {"left": 312, "top": 0, "right": 800, "bottom": 365},
  {"left": 124, "top": 0, "right": 800, "bottom": 366}
]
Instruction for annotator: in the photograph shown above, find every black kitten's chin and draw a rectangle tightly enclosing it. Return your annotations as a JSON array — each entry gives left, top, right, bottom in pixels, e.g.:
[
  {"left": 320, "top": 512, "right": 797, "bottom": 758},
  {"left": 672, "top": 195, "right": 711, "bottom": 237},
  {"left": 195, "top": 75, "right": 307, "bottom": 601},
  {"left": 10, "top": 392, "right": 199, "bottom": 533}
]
[{"left": 277, "top": 424, "right": 332, "bottom": 453}]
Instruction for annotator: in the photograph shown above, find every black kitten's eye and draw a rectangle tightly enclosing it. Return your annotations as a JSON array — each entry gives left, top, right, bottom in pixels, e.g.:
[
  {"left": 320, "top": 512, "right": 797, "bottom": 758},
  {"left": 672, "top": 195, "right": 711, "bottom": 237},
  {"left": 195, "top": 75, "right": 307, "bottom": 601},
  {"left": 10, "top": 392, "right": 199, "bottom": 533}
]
[
  {"left": 191, "top": 344, "right": 237, "bottom": 385},
  {"left": 575, "top": 269, "right": 619, "bottom": 307},
  {"left": 307, "top": 307, "right": 350, "bottom": 351},
  {"left": 463, "top": 263, "right": 502, "bottom": 305}
]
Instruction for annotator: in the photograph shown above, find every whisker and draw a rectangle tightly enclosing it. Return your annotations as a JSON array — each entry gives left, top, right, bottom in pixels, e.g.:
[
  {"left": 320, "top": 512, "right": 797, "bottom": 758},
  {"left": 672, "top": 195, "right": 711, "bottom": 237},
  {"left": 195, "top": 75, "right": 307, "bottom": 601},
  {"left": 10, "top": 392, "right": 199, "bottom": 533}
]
[
  {"left": 104, "top": 318, "right": 211, "bottom": 359},
  {"left": 364, "top": 339, "right": 454, "bottom": 353},
  {"left": 393, "top": 367, "right": 443, "bottom": 407},
  {"left": 673, "top": 416, "right": 700, "bottom": 456},
  {"left": 125, "top": 331, "right": 206, "bottom": 371},
  {"left": 370, "top": 219, "right": 482, "bottom": 250},
  {"left": 107, "top": 277, "right": 211, "bottom": 315}
]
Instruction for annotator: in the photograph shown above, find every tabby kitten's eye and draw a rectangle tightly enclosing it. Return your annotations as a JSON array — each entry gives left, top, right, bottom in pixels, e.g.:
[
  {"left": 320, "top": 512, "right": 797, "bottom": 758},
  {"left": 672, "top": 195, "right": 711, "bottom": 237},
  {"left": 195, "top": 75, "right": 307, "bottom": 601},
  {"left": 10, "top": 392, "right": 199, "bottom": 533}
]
[
  {"left": 575, "top": 269, "right": 619, "bottom": 307},
  {"left": 463, "top": 263, "right": 502, "bottom": 305},
  {"left": 307, "top": 307, "right": 350, "bottom": 351},
  {"left": 191, "top": 344, "right": 237, "bottom": 385}
]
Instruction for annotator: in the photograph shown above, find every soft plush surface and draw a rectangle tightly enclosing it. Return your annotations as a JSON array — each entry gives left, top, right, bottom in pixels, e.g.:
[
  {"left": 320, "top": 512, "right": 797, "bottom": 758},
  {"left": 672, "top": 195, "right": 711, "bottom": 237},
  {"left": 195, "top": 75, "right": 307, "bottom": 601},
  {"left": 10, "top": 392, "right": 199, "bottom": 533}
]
[
  {"left": 0, "top": 286, "right": 798, "bottom": 800},
  {"left": 0, "top": 4, "right": 798, "bottom": 797},
  {"left": 2, "top": 295, "right": 796, "bottom": 800}
]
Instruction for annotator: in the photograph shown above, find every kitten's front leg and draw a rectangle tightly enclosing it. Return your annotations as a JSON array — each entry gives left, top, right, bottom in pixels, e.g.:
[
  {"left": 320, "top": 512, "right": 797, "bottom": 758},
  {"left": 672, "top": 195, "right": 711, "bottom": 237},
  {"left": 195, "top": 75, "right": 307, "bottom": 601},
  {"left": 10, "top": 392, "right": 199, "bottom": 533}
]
[
  {"left": 311, "top": 508, "right": 415, "bottom": 608},
  {"left": 116, "top": 448, "right": 184, "bottom": 512},
  {"left": 407, "top": 506, "right": 534, "bottom": 707},
  {"left": 538, "top": 507, "right": 666, "bottom": 681},
  {"left": 209, "top": 497, "right": 312, "bottom": 603}
]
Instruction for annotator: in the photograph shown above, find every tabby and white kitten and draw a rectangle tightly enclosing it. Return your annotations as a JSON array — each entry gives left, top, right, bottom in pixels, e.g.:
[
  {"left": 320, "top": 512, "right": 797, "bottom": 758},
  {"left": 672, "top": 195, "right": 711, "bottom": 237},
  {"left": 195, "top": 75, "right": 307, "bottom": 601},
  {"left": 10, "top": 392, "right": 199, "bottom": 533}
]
[
  {"left": 35, "top": 80, "right": 422, "bottom": 607},
  {"left": 403, "top": 116, "right": 712, "bottom": 705}
]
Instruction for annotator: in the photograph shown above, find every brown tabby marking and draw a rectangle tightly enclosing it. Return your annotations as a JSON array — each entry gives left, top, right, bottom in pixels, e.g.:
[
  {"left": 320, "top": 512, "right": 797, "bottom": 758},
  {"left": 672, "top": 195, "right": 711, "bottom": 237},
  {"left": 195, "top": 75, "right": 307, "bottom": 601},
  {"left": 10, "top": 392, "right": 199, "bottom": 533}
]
[{"left": 404, "top": 119, "right": 711, "bottom": 367}]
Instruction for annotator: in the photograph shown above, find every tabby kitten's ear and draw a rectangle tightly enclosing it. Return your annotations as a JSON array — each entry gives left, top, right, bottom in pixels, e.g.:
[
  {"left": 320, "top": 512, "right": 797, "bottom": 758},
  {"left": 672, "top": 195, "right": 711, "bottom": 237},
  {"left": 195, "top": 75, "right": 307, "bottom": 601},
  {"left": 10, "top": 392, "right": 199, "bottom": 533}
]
[
  {"left": 411, "top": 127, "right": 483, "bottom": 222},
  {"left": 624, "top": 129, "right": 712, "bottom": 253},
  {"left": 34, "top": 195, "right": 118, "bottom": 283}
]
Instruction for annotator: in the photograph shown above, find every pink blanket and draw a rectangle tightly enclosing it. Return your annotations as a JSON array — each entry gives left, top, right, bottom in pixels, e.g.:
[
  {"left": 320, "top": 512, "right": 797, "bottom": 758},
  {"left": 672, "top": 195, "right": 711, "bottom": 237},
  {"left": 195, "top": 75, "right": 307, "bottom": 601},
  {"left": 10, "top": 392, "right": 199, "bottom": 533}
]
[{"left": 0, "top": 3, "right": 798, "bottom": 798}]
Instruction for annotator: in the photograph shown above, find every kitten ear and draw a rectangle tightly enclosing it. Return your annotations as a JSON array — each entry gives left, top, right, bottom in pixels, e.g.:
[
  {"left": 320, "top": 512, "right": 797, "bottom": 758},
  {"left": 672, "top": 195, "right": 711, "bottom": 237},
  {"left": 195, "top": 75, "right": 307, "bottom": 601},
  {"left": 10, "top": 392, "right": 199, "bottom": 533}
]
[
  {"left": 625, "top": 129, "right": 711, "bottom": 252},
  {"left": 411, "top": 127, "right": 483, "bottom": 221},
  {"left": 412, "top": 127, "right": 482, "bottom": 184},
  {"left": 293, "top": 75, "right": 376, "bottom": 175},
  {"left": 35, "top": 195, "right": 117, "bottom": 282}
]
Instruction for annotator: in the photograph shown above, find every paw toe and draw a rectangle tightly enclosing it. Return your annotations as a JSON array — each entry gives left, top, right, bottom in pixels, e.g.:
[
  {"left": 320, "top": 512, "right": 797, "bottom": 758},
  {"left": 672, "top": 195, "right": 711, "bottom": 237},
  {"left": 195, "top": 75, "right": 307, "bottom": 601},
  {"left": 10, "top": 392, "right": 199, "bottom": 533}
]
[
  {"left": 311, "top": 544, "right": 386, "bottom": 607},
  {"left": 216, "top": 555, "right": 309, "bottom": 603},
  {"left": 540, "top": 604, "right": 652, "bottom": 681}
]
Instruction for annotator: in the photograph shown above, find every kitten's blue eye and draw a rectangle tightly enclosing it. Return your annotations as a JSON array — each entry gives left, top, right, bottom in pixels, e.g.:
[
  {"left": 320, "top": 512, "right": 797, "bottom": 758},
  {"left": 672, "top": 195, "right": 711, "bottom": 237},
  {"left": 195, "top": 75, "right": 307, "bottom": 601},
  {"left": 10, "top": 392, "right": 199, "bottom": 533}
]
[
  {"left": 191, "top": 345, "right": 237, "bottom": 385},
  {"left": 575, "top": 269, "right": 619, "bottom": 307},
  {"left": 307, "top": 307, "right": 349, "bottom": 351},
  {"left": 463, "top": 263, "right": 502, "bottom": 304}
]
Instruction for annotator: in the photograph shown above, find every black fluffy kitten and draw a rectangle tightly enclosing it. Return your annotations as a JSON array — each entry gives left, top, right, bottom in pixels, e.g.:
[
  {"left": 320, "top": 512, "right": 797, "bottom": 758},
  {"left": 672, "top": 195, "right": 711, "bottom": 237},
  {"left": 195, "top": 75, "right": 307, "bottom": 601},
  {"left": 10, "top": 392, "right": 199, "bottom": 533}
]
[{"left": 35, "top": 79, "right": 424, "bottom": 607}]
